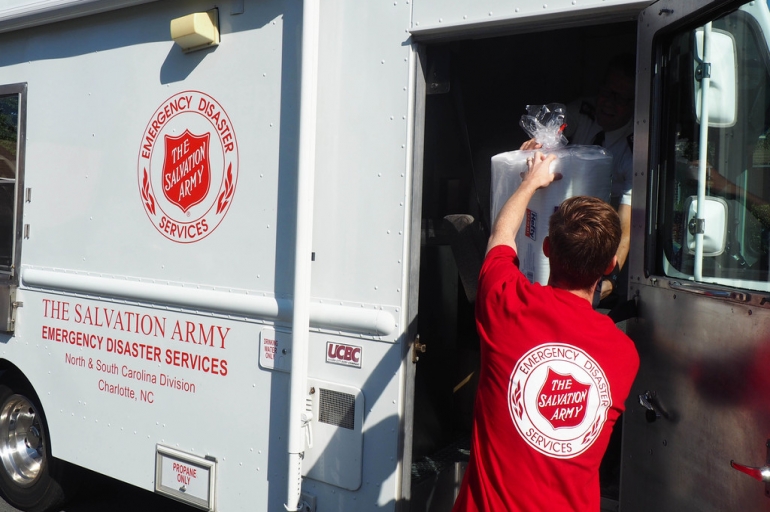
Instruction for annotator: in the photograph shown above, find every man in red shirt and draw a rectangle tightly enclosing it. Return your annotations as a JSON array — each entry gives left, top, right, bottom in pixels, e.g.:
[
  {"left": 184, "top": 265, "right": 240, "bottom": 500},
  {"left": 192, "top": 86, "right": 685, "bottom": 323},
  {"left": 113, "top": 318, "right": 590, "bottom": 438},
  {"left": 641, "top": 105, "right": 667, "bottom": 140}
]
[{"left": 453, "top": 152, "right": 639, "bottom": 511}]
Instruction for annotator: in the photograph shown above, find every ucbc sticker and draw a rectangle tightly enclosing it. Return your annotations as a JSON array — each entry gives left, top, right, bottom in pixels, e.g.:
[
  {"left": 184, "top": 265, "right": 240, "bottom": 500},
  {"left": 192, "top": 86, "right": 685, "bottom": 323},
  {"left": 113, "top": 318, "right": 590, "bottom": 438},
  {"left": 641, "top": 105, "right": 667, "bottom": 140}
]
[
  {"left": 524, "top": 208, "right": 537, "bottom": 241},
  {"left": 508, "top": 343, "right": 611, "bottom": 459},
  {"left": 138, "top": 91, "right": 239, "bottom": 243},
  {"left": 326, "top": 342, "right": 362, "bottom": 368}
]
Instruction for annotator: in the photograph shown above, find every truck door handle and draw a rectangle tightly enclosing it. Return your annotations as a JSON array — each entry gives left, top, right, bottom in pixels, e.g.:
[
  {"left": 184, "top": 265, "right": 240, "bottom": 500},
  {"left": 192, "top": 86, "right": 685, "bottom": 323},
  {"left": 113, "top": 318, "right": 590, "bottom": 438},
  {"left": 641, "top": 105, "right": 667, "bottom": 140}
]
[
  {"left": 730, "top": 440, "right": 770, "bottom": 498},
  {"left": 730, "top": 460, "right": 770, "bottom": 482},
  {"left": 638, "top": 390, "right": 672, "bottom": 422}
]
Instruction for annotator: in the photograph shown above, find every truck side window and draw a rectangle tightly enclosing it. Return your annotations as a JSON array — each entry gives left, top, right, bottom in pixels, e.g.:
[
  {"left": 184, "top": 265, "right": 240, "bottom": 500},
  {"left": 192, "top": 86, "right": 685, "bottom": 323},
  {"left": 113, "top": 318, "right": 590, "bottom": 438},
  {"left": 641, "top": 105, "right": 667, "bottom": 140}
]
[
  {"left": 0, "top": 84, "right": 25, "bottom": 278},
  {"left": 657, "top": 3, "right": 770, "bottom": 292},
  {"left": 0, "top": 95, "right": 18, "bottom": 269}
]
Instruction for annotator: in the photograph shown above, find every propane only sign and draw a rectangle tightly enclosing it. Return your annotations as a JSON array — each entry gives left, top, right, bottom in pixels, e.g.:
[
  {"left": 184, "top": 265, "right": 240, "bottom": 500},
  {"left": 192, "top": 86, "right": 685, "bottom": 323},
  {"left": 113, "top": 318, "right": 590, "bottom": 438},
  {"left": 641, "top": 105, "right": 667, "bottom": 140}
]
[{"left": 156, "top": 445, "right": 216, "bottom": 511}]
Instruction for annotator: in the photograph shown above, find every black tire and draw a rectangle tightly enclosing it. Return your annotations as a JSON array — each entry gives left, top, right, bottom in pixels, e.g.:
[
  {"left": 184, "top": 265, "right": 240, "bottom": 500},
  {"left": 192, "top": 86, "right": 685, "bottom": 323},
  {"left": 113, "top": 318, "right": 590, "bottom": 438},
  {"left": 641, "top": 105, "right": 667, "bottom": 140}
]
[{"left": 0, "top": 383, "right": 70, "bottom": 512}]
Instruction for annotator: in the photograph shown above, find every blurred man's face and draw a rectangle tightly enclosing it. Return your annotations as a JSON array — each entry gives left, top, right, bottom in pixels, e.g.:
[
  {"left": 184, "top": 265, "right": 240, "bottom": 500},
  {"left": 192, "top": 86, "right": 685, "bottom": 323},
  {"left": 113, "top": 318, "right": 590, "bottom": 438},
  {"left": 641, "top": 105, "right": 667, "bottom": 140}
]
[{"left": 596, "top": 70, "right": 635, "bottom": 132}]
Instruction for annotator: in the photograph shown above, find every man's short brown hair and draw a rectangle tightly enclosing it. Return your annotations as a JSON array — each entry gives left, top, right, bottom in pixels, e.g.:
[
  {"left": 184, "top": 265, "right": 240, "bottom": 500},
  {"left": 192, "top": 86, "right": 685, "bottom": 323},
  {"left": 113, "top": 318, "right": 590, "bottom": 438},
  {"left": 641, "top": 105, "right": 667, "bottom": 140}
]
[{"left": 548, "top": 196, "right": 621, "bottom": 290}]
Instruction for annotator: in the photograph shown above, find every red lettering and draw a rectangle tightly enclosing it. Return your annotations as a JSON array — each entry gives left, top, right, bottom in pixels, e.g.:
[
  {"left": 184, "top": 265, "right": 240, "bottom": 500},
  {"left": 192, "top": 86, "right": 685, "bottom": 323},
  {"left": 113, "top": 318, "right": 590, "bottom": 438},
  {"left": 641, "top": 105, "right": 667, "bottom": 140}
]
[
  {"left": 185, "top": 321, "right": 195, "bottom": 342},
  {"left": 326, "top": 343, "right": 362, "bottom": 365},
  {"left": 157, "top": 216, "right": 208, "bottom": 241},
  {"left": 164, "top": 349, "right": 227, "bottom": 377}
]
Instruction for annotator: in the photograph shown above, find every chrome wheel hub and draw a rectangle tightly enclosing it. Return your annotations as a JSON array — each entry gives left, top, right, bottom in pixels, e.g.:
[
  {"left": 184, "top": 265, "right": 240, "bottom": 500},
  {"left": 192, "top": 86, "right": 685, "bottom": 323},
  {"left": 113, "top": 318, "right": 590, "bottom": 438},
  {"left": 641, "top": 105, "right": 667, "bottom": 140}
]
[{"left": 0, "top": 395, "right": 44, "bottom": 487}]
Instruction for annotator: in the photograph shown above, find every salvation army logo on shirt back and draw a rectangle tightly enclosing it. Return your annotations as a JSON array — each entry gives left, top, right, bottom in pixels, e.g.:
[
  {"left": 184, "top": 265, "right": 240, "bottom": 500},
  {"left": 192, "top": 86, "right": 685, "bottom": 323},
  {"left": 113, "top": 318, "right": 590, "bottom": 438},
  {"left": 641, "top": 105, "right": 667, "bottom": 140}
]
[
  {"left": 508, "top": 343, "right": 611, "bottom": 459},
  {"left": 537, "top": 367, "right": 591, "bottom": 429}
]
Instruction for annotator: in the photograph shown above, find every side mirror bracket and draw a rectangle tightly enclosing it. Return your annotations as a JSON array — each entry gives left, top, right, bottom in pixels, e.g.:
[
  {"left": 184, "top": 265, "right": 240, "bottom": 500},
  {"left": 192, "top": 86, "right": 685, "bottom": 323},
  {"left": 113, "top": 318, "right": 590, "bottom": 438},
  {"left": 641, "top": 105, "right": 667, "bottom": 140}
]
[{"left": 684, "top": 195, "right": 728, "bottom": 257}]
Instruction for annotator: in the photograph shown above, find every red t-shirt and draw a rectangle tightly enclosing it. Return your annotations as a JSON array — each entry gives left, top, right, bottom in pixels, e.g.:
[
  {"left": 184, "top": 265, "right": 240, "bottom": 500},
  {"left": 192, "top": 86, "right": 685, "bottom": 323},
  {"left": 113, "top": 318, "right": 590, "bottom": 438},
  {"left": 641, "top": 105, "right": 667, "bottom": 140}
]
[{"left": 453, "top": 245, "right": 639, "bottom": 512}]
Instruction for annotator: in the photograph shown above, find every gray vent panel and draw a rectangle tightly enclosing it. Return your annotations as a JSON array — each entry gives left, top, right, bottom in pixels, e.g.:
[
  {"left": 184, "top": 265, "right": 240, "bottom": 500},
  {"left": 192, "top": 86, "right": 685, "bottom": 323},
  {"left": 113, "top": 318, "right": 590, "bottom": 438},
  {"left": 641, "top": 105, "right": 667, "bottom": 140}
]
[{"left": 319, "top": 388, "right": 355, "bottom": 430}]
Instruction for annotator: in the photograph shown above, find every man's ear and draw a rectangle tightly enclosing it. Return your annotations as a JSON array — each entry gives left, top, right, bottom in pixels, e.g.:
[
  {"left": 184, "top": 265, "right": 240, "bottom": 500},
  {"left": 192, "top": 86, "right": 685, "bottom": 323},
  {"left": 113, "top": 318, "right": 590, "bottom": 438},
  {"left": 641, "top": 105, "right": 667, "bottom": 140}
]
[
  {"left": 543, "top": 236, "right": 550, "bottom": 258},
  {"left": 604, "top": 255, "right": 618, "bottom": 275}
]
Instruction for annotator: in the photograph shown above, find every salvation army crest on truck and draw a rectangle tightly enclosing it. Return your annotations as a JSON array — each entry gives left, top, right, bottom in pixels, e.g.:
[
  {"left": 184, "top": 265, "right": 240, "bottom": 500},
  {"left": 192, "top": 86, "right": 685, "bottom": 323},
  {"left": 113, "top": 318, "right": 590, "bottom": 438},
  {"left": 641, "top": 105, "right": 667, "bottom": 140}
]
[{"left": 137, "top": 91, "right": 239, "bottom": 243}]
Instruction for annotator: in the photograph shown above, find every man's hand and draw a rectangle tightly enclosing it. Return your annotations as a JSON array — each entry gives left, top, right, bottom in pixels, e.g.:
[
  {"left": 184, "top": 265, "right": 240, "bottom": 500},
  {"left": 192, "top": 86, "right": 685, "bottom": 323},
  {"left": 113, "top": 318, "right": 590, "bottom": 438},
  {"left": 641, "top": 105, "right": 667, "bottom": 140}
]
[
  {"left": 521, "top": 152, "right": 560, "bottom": 190},
  {"left": 599, "top": 277, "right": 614, "bottom": 300},
  {"left": 689, "top": 161, "right": 733, "bottom": 195},
  {"left": 520, "top": 138, "right": 543, "bottom": 151},
  {"left": 707, "top": 167, "right": 732, "bottom": 194},
  {"left": 487, "top": 152, "right": 560, "bottom": 253}
]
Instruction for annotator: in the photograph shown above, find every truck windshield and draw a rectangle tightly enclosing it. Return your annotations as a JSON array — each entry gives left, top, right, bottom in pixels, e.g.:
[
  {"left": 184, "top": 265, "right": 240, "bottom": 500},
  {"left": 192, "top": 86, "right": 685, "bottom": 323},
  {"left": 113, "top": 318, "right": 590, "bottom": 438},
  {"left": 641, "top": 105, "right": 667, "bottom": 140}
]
[{"left": 657, "top": 1, "right": 770, "bottom": 292}]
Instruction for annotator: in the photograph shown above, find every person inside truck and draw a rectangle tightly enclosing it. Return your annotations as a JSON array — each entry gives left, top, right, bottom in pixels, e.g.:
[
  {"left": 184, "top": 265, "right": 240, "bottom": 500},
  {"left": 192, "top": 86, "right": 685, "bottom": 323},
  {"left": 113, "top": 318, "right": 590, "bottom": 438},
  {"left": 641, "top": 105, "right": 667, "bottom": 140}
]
[
  {"left": 522, "top": 54, "right": 636, "bottom": 308},
  {"left": 451, "top": 151, "right": 639, "bottom": 512}
]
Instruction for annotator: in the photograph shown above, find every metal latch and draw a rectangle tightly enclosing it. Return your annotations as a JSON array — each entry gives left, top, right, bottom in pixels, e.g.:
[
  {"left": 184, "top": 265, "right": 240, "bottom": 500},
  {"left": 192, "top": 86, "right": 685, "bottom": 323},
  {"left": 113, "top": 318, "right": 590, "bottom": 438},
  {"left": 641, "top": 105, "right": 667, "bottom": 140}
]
[
  {"left": 688, "top": 217, "right": 705, "bottom": 235},
  {"left": 695, "top": 62, "right": 712, "bottom": 81},
  {"left": 638, "top": 390, "right": 672, "bottom": 422},
  {"left": 412, "top": 335, "right": 426, "bottom": 363},
  {"left": 731, "top": 440, "right": 770, "bottom": 497}
]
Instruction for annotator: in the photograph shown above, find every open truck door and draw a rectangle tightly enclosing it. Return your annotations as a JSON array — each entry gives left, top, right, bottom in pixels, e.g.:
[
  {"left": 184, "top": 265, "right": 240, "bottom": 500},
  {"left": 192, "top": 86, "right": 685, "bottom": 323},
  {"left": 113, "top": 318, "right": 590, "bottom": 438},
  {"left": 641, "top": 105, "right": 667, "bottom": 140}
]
[{"left": 625, "top": 0, "right": 770, "bottom": 509}]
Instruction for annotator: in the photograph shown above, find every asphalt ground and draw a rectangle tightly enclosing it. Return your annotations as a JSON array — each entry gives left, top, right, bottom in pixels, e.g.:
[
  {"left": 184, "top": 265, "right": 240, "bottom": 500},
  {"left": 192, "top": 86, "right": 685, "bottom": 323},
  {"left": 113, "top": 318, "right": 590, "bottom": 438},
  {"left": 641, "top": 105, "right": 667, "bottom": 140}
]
[{"left": 0, "top": 470, "right": 195, "bottom": 512}]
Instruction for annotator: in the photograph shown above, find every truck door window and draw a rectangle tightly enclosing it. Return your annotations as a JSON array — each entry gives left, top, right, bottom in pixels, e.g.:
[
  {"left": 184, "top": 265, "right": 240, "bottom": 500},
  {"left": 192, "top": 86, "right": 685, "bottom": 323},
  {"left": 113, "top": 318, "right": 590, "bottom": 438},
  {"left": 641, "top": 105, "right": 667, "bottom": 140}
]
[
  {"left": 0, "top": 84, "right": 25, "bottom": 278},
  {"left": 657, "top": 2, "right": 770, "bottom": 292},
  {"left": 0, "top": 94, "right": 18, "bottom": 269}
]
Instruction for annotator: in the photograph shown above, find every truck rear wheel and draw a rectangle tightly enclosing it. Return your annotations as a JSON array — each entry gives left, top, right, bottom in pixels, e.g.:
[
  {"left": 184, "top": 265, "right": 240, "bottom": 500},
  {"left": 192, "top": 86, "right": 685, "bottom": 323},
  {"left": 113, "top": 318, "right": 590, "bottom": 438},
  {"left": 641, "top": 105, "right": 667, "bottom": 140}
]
[{"left": 0, "top": 384, "right": 67, "bottom": 512}]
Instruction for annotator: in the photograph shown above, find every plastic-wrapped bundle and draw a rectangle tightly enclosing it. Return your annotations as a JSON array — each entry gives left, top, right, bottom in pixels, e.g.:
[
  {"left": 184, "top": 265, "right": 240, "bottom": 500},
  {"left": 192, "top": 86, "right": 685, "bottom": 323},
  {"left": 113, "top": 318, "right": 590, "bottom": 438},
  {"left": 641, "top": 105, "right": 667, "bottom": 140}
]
[
  {"left": 490, "top": 146, "right": 613, "bottom": 285},
  {"left": 519, "top": 103, "right": 569, "bottom": 150}
]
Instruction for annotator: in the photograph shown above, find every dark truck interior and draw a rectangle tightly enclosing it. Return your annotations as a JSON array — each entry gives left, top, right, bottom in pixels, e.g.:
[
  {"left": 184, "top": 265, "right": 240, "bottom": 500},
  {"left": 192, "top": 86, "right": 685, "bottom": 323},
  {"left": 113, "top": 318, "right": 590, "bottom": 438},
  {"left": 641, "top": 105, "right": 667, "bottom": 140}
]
[{"left": 411, "top": 20, "right": 637, "bottom": 511}]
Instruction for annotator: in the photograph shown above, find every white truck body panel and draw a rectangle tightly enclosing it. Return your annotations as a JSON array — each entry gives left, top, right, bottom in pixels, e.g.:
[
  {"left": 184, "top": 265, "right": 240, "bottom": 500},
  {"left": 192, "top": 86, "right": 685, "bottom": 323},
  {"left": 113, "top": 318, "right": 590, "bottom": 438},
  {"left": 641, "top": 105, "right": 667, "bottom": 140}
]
[{"left": 0, "top": 0, "right": 416, "bottom": 509}]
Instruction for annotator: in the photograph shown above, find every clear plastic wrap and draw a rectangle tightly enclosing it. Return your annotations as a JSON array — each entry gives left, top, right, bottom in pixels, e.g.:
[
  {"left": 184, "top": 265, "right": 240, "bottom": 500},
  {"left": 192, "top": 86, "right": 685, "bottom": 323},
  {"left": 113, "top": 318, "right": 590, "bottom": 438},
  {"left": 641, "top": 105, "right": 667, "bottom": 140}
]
[
  {"left": 490, "top": 141, "right": 613, "bottom": 285},
  {"left": 519, "top": 103, "right": 568, "bottom": 149}
]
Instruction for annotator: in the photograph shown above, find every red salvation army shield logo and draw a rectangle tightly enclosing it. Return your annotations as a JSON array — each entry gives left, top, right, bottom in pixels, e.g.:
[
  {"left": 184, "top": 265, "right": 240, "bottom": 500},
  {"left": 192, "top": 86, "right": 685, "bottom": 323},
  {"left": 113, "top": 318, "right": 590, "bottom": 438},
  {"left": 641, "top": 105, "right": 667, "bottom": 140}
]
[
  {"left": 537, "top": 367, "right": 591, "bottom": 429},
  {"left": 137, "top": 91, "right": 238, "bottom": 243},
  {"left": 508, "top": 343, "right": 611, "bottom": 459},
  {"left": 162, "top": 131, "right": 211, "bottom": 213}
]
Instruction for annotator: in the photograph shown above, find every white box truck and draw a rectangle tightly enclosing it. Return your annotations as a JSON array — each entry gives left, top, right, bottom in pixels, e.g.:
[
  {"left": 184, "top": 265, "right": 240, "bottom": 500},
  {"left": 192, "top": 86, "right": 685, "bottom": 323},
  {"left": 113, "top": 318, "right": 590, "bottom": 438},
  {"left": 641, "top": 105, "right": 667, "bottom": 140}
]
[{"left": 0, "top": 0, "right": 768, "bottom": 511}]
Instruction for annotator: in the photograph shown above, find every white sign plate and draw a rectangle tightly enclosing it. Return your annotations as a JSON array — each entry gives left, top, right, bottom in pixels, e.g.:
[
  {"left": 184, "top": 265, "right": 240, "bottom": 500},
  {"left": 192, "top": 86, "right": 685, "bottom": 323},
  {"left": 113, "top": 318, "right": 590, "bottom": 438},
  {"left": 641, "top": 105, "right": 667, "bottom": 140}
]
[
  {"left": 259, "top": 327, "right": 291, "bottom": 372},
  {"left": 155, "top": 445, "right": 216, "bottom": 511},
  {"left": 325, "top": 341, "right": 363, "bottom": 368}
]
